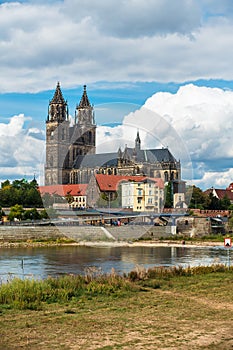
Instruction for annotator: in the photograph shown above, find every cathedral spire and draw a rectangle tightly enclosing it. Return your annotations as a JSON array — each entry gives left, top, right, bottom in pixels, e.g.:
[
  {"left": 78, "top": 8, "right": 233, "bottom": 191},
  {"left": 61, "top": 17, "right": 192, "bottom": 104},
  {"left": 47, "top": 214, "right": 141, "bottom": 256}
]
[
  {"left": 78, "top": 85, "right": 91, "bottom": 108},
  {"left": 48, "top": 82, "right": 68, "bottom": 123},
  {"left": 51, "top": 82, "right": 66, "bottom": 104},
  {"left": 75, "top": 85, "right": 94, "bottom": 125},
  {"left": 135, "top": 130, "right": 141, "bottom": 151}
]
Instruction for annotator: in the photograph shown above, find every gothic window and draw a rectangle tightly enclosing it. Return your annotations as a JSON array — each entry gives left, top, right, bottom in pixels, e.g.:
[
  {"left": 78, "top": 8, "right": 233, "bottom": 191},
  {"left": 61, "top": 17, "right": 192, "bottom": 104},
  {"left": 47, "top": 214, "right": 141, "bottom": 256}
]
[
  {"left": 171, "top": 171, "right": 174, "bottom": 180},
  {"left": 50, "top": 156, "right": 53, "bottom": 167},
  {"left": 89, "top": 131, "right": 92, "bottom": 143},
  {"left": 50, "top": 131, "right": 54, "bottom": 140},
  {"left": 164, "top": 171, "right": 168, "bottom": 182}
]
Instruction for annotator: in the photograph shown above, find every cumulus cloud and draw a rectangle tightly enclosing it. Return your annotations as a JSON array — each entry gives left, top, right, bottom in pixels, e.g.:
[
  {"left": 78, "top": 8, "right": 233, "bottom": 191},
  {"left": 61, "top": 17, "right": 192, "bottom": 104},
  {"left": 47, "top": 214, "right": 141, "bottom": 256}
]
[
  {"left": 0, "top": 114, "right": 45, "bottom": 182},
  {"left": 0, "top": 1, "right": 233, "bottom": 91},
  {"left": 144, "top": 84, "right": 233, "bottom": 189}
]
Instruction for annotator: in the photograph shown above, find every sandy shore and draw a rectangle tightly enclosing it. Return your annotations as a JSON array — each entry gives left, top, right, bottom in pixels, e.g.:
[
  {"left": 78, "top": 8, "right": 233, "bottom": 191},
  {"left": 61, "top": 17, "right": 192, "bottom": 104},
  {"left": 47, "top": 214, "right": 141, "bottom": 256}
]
[
  {"left": 76, "top": 240, "right": 224, "bottom": 248},
  {"left": 0, "top": 240, "right": 225, "bottom": 248}
]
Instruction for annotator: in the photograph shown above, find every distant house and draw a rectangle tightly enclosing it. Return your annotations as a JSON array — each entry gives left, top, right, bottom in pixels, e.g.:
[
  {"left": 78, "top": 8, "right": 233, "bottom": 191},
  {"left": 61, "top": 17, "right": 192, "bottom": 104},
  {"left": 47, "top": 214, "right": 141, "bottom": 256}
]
[
  {"left": 39, "top": 184, "right": 88, "bottom": 209},
  {"left": 205, "top": 183, "right": 233, "bottom": 204}
]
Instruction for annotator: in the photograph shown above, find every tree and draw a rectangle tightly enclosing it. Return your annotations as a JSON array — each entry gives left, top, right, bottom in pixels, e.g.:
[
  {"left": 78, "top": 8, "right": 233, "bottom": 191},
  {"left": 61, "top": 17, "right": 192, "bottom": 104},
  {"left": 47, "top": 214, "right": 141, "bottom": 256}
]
[
  {"left": 188, "top": 186, "right": 209, "bottom": 209},
  {"left": 219, "top": 195, "right": 231, "bottom": 210},
  {"left": 0, "top": 178, "right": 43, "bottom": 208},
  {"left": 164, "top": 182, "right": 173, "bottom": 208},
  {"left": 8, "top": 205, "right": 24, "bottom": 221},
  {"left": 0, "top": 207, "right": 5, "bottom": 220},
  {"left": 23, "top": 208, "right": 41, "bottom": 221}
]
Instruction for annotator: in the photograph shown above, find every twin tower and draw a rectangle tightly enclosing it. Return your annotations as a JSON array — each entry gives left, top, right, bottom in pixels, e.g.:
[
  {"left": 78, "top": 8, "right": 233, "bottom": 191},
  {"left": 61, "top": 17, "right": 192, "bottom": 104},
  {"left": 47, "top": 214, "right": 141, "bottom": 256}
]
[{"left": 45, "top": 83, "right": 96, "bottom": 185}]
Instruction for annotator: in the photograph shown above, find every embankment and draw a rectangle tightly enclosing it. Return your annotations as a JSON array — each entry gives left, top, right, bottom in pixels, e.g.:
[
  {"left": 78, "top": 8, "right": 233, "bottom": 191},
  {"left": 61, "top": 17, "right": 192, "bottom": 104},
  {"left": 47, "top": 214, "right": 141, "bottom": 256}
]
[{"left": 0, "top": 224, "right": 172, "bottom": 243}]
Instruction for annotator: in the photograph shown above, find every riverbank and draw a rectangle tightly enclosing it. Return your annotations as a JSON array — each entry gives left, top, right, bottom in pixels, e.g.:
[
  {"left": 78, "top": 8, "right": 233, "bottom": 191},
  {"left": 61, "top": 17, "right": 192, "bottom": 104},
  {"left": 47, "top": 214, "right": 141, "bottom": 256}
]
[
  {"left": 0, "top": 238, "right": 226, "bottom": 248},
  {"left": 0, "top": 265, "right": 233, "bottom": 349}
]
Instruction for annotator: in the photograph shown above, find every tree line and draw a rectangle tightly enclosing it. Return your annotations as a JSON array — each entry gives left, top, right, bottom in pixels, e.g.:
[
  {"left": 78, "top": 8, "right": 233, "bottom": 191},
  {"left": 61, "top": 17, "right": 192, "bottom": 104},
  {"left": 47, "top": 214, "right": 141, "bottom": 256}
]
[
  {"left": 0, "top": 178, "right": 58, "bottom": 222},
  {"left": 165, "top": 183, "right": 233, "bottom": 210}
]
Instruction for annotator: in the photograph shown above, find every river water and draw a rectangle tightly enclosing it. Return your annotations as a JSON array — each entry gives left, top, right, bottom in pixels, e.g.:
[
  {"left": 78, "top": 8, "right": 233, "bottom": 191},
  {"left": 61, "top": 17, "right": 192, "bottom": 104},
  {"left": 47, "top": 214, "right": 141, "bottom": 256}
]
[{"left": 0, "top": 245, "right": 231, "bottom": 281}]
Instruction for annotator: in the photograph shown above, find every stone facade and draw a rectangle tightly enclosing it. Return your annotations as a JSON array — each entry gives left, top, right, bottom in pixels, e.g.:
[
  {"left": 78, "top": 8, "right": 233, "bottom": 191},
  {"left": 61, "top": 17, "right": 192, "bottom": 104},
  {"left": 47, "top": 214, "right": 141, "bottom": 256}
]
[
  {"left": 45, "top": 83, "right": 181, "bottom": 186},
  {"left": 45, "top": 83, "right": 96, "bottom": 185}
]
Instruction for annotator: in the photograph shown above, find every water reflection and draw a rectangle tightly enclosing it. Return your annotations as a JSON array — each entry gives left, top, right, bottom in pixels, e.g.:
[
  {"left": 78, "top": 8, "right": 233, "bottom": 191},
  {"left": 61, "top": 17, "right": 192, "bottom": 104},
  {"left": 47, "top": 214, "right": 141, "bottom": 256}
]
[{"left": 0, "top": 245, "right": 231, "bottom": 281}]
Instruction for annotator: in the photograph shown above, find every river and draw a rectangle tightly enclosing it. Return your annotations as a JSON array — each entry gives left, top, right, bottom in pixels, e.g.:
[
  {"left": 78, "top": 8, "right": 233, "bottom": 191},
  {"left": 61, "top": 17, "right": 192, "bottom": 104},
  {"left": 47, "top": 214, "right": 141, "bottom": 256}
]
[{"left": 0, "top": 244, "right": 231, "bottom": 281}]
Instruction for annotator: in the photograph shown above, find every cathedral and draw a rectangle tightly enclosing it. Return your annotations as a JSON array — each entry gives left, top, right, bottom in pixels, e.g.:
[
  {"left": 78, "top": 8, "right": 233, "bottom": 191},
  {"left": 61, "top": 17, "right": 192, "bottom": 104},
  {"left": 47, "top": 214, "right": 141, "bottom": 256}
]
[{"left": 45, "top": 83, "right": 181, "bottom": 186}]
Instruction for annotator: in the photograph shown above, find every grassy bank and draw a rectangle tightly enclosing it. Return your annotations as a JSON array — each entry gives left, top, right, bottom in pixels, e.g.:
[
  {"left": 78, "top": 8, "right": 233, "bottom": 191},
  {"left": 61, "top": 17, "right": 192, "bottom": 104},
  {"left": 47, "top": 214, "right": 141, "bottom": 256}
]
[{"left": 0, "top": 265, "right": 233, "bottom": 349}]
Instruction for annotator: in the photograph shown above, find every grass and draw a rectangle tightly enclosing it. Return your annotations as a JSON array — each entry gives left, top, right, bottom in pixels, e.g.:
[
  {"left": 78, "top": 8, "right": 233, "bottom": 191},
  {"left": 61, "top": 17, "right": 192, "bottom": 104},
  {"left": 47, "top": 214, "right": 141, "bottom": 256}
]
[
  {"left": 0, "top": 265, "right": 233, "bottom": 349},
  {"left": 158, "top": 233, "right": 233, "bottom": 242}
]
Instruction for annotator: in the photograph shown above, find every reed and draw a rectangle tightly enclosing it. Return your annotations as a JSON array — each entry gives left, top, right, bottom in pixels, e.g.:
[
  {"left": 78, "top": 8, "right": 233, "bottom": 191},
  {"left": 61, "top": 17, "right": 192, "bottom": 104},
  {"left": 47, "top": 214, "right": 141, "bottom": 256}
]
[{"left": 0, "top": 264, "right": 233, "bottom": 310}]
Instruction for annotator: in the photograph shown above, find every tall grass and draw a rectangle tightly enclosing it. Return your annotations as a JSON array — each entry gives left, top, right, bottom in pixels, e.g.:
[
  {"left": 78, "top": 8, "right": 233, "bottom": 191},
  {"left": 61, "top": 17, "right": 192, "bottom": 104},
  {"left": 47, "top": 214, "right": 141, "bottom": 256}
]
[
  {"left": 0, "top": 270, "right": 136, "bottom": 310},
  {"left": 0, "top": 264, "right": 233, "bottom": 310}
]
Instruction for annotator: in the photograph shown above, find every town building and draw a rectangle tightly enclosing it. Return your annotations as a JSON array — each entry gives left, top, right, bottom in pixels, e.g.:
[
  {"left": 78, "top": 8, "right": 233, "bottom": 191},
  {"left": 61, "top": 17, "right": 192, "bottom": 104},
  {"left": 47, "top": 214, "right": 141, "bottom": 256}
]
[
  {"left": 45, "top": 83, "right": 181, "bottom": 186},
  {"left": 86, "top": 174, "right": 164, "bottom": 212},
  {"left": 121, "top": 178, "right": 164, "bottom": 212},
  {"left": 39, "top": 184, "right": 88, "bottom": 209},
  {"left": 205, "top": 183, "right": 233, "bottom": 204}
]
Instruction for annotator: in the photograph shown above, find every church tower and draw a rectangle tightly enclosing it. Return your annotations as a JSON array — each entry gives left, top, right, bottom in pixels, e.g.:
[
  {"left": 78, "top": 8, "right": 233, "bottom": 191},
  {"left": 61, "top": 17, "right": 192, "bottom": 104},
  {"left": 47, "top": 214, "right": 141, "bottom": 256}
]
[
  {"left": 135, "top": 130, "right": 141, "bottom": 152},
  {"left": 69, "top": 85, "right": 96, "bottom": 167},
  {"left": 45, "top": 82, "right": 70, "bottom": 185}
]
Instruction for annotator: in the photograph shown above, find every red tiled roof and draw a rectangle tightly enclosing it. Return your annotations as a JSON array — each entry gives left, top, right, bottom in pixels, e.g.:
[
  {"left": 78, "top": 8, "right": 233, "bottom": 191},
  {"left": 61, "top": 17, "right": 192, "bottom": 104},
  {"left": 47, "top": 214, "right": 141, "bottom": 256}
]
[
  {"left": 205, "top": 188, "right": 233, "bottom": 201},
  {"left": 215, "top": 189, "right": 233, "bottom": 201},
  {"left": 94, "top": 174, "right": 164, "bottom": 192},
  {"left": 226, "top": 183, "right": 233, "bottom": 191},
  {"left": 39, "top": 184, "right": 87, "bottom": 197}
]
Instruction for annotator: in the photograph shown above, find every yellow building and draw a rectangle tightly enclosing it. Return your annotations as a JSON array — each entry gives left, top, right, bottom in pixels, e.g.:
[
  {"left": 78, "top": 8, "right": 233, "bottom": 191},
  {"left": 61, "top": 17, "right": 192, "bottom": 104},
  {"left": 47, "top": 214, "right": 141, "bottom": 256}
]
[{"left": 121, "top": 178, "right": 164, "bottom": 212}]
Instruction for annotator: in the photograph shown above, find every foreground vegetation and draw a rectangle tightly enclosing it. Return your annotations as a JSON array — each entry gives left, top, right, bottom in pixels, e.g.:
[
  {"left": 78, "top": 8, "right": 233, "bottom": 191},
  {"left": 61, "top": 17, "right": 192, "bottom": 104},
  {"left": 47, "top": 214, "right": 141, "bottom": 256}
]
[{"left": 0, "top": 265, "right": 233, "bottom": 349}]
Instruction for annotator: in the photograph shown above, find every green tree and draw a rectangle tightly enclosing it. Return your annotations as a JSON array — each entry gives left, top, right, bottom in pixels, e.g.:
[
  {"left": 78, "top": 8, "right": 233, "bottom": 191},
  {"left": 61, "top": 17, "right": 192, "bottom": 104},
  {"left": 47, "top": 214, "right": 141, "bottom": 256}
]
[
  {"left": 219, "top": 195, "right": 231, "bottom": 210},
  {"left": 0, "top": 207, "right": 5, "bottom": 220},
  {"left": 164, "top": 182, "right": 173, "bottom": 208},
  {"left": 23, "top": 208, "right": 41, "bottom": 221},
  {"left": 0, "top": 178, "right": 43, "bottom": 208},
  {"left": 188, "top": 186, "right": 209, "bottom": 209},
  {"left": 1, "top": 180, "right": 10, "bottom": 189},
  {"left": 8, "top": 204, "right": 24, "bottom": 221}
]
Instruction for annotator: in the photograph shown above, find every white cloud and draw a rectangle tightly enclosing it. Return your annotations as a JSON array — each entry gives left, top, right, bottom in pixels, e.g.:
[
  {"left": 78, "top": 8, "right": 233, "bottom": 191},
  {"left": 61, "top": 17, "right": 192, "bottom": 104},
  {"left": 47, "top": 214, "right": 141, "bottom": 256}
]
[
  {"left": 144, "top": 84, "right": 233, "bottom": 189},
  {"left": 0, "top": 114, "right": 45, "bottom": 181},
  {"left": 0, "top": 1, "right": 233, "bottom": 91}
]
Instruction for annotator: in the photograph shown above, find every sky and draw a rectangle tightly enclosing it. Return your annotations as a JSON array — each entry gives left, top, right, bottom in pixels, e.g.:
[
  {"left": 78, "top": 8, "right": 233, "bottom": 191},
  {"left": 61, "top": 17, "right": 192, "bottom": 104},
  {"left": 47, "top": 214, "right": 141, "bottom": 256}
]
[{"left": 1, "top": 0, "right": 233, "bottom": 189}]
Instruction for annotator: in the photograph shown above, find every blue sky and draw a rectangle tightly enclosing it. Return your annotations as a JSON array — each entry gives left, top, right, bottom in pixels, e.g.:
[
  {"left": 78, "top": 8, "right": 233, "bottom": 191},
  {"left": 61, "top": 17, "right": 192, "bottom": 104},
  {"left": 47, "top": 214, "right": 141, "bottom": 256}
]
[{"left": 1, "top": 0, "right": 233, "bottom": 189}]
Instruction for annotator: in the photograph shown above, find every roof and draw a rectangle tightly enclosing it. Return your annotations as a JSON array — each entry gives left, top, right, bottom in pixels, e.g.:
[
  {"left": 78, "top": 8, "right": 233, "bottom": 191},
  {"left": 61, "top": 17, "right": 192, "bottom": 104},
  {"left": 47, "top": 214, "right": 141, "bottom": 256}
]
[
  {"left": 39, "top": 184, "right": 87, "bottom": 197},
  {"left": 50, "top": 82, "right": 67, "bottom": 105},
  {"left": 73, "top": 147, "right": 178, "bottom": 169},
  {"left": 127, "top": 148, "right": 178, "bottom": 163},
  {"left": 77, "top": 85, "right": 91, "bottom": 108},
  {"left": 205, "top": 188, "right": 233, "bottom": 201},
  {"left": 94, "top": 174, "right": 164, "bottom": 192},
  {"left": 73, "top": 153, "right": 118, "bottom": 169},
  {"left": 215, "top": 189, "right": 233, "bottom": 201}
]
